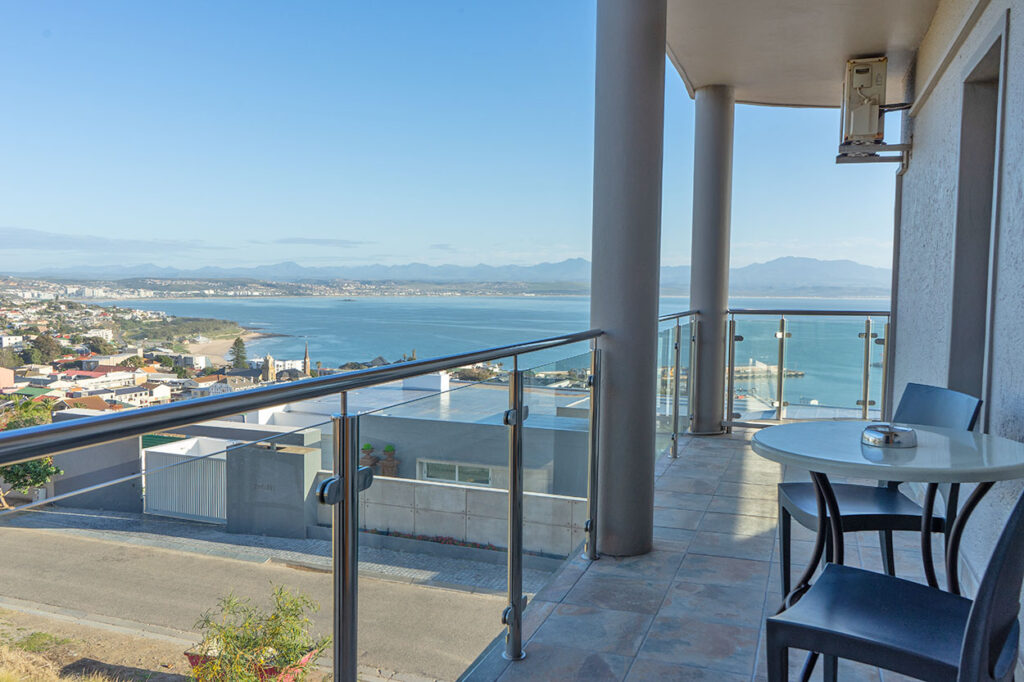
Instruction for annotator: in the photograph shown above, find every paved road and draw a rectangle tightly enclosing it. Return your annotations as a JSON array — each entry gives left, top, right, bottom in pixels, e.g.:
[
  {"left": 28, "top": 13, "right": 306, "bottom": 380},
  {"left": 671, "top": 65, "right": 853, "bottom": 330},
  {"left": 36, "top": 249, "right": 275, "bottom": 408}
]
[
  {"left": 0, "top": 525, "right": 505, "bottom": 680},
  {"left": 2, "top": 506, "right": 552, "bottom": 593}
]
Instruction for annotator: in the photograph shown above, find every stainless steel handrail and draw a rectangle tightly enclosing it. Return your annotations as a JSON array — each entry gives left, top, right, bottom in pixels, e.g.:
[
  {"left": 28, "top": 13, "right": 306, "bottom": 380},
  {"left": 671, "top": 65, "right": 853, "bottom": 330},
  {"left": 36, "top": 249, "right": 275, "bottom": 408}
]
[
  {"left": 0, "top": 329, "right": 602, "bottom": 467},
  {"left": 658, "top": 309, "right": 699, "bottom": 322},
  {"left": 728, "top": 308, "right": 890, "bottom": 317}
]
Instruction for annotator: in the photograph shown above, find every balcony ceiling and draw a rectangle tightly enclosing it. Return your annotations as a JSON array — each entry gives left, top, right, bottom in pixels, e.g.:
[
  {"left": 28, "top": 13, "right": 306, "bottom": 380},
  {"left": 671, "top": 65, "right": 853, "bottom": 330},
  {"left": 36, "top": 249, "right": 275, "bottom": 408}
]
[{"left": 666, "top": 0, "right": 939, "bottom": 107}]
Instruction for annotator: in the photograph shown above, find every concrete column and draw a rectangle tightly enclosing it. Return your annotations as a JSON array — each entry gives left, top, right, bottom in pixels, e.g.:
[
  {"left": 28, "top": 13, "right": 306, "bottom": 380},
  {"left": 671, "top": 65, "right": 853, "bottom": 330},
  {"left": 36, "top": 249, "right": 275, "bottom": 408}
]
[
  {"left": 689, "top": 85, "right": 735, "bottom": 434},
  {"left": 589, "top": 0, "right": 666, "bottom": 557}
]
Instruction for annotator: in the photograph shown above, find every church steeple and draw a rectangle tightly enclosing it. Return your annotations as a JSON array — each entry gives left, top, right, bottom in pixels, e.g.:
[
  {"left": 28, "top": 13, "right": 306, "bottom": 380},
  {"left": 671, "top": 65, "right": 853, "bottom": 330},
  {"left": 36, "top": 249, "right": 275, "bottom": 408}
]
[{"left": 303, "top": 341, "right": 312, "bottom": 376}]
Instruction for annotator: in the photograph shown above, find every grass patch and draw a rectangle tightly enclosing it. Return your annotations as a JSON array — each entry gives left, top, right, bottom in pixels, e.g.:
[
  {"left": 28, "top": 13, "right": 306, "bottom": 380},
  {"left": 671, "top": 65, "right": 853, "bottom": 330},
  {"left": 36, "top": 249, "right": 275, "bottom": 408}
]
[{"left": 15, "top": 631, "right": 70, "bottom": 654}]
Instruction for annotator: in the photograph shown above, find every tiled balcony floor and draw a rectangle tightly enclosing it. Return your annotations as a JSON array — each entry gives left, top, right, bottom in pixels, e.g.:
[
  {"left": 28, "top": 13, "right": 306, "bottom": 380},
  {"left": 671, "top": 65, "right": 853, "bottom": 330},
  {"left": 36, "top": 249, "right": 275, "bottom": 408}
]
[{"left": 463, "top": 428, "right": 946, "bottom": 681}]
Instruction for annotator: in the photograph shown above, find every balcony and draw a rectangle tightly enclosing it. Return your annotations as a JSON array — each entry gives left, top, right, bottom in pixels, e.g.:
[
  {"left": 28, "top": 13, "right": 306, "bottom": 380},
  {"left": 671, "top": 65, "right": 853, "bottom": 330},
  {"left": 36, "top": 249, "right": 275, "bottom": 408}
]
[
  {"left": 0, "top": 311, "right": 935, "bottom": 680},
  {"left": 465, "top": 425, "right": 947, "bottom": 681}
]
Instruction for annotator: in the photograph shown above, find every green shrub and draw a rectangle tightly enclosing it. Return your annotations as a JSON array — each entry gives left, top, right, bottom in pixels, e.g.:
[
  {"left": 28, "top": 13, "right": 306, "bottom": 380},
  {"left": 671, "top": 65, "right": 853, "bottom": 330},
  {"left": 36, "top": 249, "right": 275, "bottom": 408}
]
[{"left": 189, "top": 586, "right": 329, "bottom": 681}]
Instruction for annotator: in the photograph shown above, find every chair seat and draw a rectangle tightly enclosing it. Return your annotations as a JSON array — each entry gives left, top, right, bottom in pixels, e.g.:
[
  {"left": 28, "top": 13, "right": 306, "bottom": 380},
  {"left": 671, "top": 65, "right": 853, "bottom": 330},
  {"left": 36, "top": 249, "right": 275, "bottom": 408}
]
[
  {"left": 768, "top": 564, "right": 971, "bottom": 681},
  {"left": 779, "top": 482, "right": 945, "bottom": 533}
]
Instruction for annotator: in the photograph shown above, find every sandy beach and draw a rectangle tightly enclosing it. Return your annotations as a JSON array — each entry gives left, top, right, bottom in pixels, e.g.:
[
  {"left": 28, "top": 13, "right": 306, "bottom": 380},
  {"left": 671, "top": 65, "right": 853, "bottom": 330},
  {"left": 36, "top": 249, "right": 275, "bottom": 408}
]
[{"left": 187, "top": 331, "right": 266, "bottom": 365}]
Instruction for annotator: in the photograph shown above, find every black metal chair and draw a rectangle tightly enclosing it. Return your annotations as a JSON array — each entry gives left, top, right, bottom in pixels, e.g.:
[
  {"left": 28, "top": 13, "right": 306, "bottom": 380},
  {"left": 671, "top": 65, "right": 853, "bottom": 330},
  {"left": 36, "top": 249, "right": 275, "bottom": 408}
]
[
  {"left": 766, "top": 483, "right": 1024, "bottom": 681},
  {"left": 777, "top": 383, "right": 982, "bottom": 594}
]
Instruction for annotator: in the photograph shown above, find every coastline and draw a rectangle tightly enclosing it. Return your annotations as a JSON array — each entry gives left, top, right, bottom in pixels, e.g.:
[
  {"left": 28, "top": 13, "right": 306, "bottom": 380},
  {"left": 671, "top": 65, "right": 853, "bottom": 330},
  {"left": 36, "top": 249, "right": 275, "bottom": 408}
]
[{"left": 187, "top": 331, "right": 267, "bottom": 365}]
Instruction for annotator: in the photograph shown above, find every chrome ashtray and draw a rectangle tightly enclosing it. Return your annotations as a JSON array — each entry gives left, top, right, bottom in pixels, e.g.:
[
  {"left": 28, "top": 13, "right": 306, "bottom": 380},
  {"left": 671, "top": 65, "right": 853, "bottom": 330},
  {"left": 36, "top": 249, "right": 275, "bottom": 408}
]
[{"left": 862, "top": 423, "right": 918, "bottom": 448}]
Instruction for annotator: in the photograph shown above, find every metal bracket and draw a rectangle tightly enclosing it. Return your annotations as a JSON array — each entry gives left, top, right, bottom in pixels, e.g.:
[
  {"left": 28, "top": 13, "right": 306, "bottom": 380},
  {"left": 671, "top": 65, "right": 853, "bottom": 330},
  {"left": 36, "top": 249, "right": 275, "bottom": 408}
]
[
  {"left": 586, "top": 374, "right": 595, "bottom": 388},
  {"left": 316, "top": 466, "right": 374, "bottom": 506},
  {"left": 874, "top": 337, "right": 886, "bottom": 345},
  {"left": 503, "top": 405, "right": 530, "bottom": 426},
  {"left": 584, "top": 519, "right": 592, "bottom": 534},
  {"left": 856, "top": 400, "right": 877, "bottom": 407},
  {"left": 858, "top": 332, "right": 879, "bottom": 339},
  {"left": 734, "top": 335, "right": 744, "bottom": 342},
  {"left": 501, "top": 596, "right": 528, "bottom": 626},
  {"left": 775, "top": 332, "right": 792, "bottom": 339}
]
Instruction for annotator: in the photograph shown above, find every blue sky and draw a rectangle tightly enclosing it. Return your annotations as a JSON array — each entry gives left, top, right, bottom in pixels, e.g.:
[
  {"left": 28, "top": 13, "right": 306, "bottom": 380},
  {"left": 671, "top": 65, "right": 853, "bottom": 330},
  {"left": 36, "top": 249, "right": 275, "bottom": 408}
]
[{"left": 1, "top": 1, "right": 898, "bottom": 271}]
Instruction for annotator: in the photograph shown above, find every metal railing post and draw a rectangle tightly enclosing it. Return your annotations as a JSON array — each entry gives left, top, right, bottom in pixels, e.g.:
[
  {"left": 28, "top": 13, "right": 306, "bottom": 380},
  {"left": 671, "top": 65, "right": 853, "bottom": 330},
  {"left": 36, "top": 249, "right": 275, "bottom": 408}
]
[
  {"left": 670, "top": 321, "right": 682, "bottom": 457},
  {"left": 726, "top": 316, "right": 737, "bottom": 432},
  {"left": 880, "top": 321, "right": 891, "bottom": 420},
  {"left": 775, "top": 317, "right": 788, "bottom": 420},
  {"left": 332, "top": 411, "right": 359, "bottom": 682},
  {"left": 687, "top": 316, "right": 700, "bottom": 432},
  {"left": 858, "top": 318, "right": 874, "bottom": 420},
  {"left": 503, "top": 357, "right": 527, "bottom": 661},
  {"left": 584, "top": 347, "right": 602, "bottom": 560}
]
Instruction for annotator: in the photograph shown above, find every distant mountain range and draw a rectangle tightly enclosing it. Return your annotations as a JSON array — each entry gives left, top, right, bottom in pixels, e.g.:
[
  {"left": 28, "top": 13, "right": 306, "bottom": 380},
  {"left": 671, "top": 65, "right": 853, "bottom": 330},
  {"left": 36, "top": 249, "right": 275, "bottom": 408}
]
[{"left": 12, "top": 256, "right": 891, "bottom": 296}]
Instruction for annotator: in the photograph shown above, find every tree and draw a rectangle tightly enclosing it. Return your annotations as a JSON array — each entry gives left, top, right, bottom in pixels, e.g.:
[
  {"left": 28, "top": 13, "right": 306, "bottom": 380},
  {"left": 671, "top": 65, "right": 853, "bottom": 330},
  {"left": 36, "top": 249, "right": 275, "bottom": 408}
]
[
  {"left": 229, "top": 337, "right": 248, "bottom": 369},
  {"left": 19, "top": 348, "right": 43, "bottom": 366},
  {"left": 0, "top": 348, "right": 20, "bottom": 369},
  {"left": 121, "top": 355, "right": 147, "bottom": 368},
  {"left": 30, "top": 334, "right": 61, "bottom": 362},
  {"left": 83, "top": 336, "right": 116, "bottom": 355},
  {"left": 0, "top": 398, "right": 62, "bottom": 509}
]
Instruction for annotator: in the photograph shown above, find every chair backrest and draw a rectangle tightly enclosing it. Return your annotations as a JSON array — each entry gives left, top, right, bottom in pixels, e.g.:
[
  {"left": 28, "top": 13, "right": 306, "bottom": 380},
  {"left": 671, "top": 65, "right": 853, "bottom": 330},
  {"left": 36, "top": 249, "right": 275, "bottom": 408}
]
[
  {"left": 959, "top": 486, "right": 1024, "bottom": 680},
  {"left": 893, "top": 383, "right": 982, "bottom": 431}
]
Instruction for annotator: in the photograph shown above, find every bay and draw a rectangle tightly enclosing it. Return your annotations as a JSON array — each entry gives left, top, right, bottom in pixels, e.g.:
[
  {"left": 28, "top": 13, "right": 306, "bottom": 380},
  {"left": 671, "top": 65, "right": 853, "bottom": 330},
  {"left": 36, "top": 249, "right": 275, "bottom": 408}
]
[{"left": 99, "top": 295, "right": 890, "bottom": 413}]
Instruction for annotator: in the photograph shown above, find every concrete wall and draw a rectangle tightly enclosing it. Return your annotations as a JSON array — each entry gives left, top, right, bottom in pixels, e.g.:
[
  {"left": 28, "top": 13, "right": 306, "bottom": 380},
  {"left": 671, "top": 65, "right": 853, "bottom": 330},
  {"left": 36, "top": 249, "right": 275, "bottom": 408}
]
[
  {"left": 51, "top": 410, "right": 142, "bottom": 512},
  {"left": 358, "top": 414, "right": 588, "bottom": 498},
  {"left": 895, "top": 0, "right": 1024, "bottom": 670},
  {"left": 312, "top": 473, "right": 587, "bottom": 557},
  {"left": 226, "top": 442, "right": 320, "bottom": 539},
  {"left": 335, "top": 476, "right": 586, "bottom": 558}
]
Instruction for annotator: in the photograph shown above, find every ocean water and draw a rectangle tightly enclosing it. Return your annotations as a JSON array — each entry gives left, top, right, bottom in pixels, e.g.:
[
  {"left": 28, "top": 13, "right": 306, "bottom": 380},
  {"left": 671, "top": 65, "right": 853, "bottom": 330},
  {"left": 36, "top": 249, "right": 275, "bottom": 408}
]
[{"left": 99, "top": 295, "right": 890, "bottom": 412}]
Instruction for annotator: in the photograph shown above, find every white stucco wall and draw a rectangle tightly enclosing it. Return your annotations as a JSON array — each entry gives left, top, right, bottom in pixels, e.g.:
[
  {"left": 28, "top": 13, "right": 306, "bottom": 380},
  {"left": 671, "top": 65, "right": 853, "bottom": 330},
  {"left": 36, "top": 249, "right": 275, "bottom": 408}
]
[{"left": 896, "top": 0, "right": 1024, "bottom": 670}]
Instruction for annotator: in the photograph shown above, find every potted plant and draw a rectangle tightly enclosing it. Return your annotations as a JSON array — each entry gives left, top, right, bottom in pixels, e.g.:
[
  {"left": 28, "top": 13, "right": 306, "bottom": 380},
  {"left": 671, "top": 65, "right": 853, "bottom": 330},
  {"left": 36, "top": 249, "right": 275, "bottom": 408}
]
[
  {"left": 359, "top": 443, "right": 379, "bottom": 469},
  {"left": 381, "top": 444, "right": 399, "bottom": 477},
  {"left": 186, "top": 586, "right": 329, "bottom": 681}
]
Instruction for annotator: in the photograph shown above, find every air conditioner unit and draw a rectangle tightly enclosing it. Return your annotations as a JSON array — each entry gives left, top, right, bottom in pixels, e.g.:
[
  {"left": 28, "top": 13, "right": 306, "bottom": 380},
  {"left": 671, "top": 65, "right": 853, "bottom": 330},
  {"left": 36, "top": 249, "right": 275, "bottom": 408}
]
[{"left": 841, "top": 57, "right": 887, "bottom": 144}]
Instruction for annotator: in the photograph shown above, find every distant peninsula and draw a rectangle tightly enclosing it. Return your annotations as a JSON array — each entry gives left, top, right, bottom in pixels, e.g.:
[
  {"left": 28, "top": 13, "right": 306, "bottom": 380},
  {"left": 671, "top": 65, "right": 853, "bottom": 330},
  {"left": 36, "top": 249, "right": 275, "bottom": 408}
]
[{"left": 2, "top": 256, "right": 892, "bottom": 300}]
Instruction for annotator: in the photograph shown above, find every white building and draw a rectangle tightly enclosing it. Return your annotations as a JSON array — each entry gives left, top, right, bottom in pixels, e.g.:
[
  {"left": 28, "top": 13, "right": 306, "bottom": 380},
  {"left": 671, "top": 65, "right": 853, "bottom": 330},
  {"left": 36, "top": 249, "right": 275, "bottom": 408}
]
[
  {"left": 0, "top": 335, "right": 24, "bottom": 348},
  {"left": 85, "top": 328, "right": 114, "bottom": 342}
]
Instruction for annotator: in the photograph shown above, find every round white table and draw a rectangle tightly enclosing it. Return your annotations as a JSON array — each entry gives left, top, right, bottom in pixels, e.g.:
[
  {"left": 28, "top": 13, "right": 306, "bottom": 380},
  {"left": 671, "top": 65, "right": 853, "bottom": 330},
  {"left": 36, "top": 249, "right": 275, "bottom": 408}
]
[
  {"left": 753, "top": 421, "right": 1024, "bottom": 682},
  {"left": 753, "top": 421, "right": 1024, "bottom": 599}
]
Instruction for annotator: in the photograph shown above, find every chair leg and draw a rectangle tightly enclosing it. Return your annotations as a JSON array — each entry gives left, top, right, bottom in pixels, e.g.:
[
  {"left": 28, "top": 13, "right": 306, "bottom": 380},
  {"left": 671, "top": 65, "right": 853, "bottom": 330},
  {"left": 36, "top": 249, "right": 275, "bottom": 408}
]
[
  {"left": 824, "top": 525, "right": 833, "bottom": 564},
  {"left": 823, "top": 654, "right": 838, "bottom": 682},
  {"left": 780, "top": 504, "right": 792, "bottom": 595},
  {"left": 879, "top": 529, "right": 896, "bottom": 576},
  {"left": 765, "top": 628, "right": 789, "bottom": 682}
]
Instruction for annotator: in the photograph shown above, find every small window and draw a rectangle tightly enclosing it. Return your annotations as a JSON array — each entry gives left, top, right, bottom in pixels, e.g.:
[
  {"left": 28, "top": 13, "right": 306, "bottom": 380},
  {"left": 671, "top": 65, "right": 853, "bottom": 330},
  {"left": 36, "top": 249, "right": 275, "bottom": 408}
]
[
  {"left": 423, "top": 462, "right": 456, "bottom": 482},
  {"left": 421, "top": 460, "right": 491, "bottom": 487},
  {"left": 457, "top": 465, "right": 490, "bottom": 486}
]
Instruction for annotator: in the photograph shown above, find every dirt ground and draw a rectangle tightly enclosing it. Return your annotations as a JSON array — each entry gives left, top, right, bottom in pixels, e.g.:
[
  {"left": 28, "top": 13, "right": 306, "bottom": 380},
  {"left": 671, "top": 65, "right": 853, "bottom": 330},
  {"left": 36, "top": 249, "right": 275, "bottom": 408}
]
[{"left": 0, "top": 608, "right": 191, "bottom": 681}]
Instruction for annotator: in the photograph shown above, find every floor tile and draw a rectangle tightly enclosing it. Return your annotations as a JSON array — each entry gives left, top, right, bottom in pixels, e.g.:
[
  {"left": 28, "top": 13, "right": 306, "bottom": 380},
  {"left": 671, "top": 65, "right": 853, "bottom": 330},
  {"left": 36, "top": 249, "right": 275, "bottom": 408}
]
[
  {"left": 497, "top": 642, "right": 631, "bottom": 681},
  {"left": 588, "top": 550, "right": 685, "bottom": 582},
  {"left": 652, "top": 526, "right": 695, "bottom": 552},
  {"left": 563, "top": 572, "right": 671, "bottom": 614},
  {"left": 715, "top": 481, "right": 779, "bottom": 500},
  {"left": 676, "top": 553, "right": 770, "bottom": 591},
  {"left": 653, "top": 490, "right": 713, "bottom": 511},
  {"left": 699, "top": 511, "right": 778, "bottom": 536},
  {"left": 689, "top": 530, "right": 774, "bottom": 561},
  {"left": 657, "top": 475, "right": 719, "bottom": 495},
  {"left": 531, "top": 603, "right": 652, "bottom": 656},
  {"left": 659, "top": 580, "right": 767, "bottom": 628},
  {"left": 708, "top": 495, "right": 779, "bottom": 518},
  {"left": 653, "top": 507, "right": 704, "bottom": 530},
  {"left": 639, "top": 615, "right": 758, "bottom": 676},
  {"left": 625, "top": 657, "right": 747, "bottom": 681}
]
